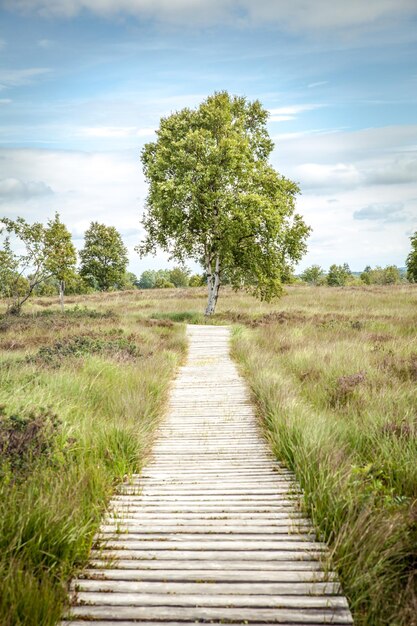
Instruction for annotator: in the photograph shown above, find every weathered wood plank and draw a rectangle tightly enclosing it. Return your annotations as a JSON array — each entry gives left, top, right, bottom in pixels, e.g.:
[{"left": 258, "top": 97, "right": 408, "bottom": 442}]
[
  {"left": 61, "top": 622, "right": 345, "bottom": 626},
  {"left": 73, "top": 591, "right": 349, "bottom": 609},
  {"left": 74, "top": 580, "right": 341, "bottom": 595},
  {"left": 89, "top": 549, "right": 324, "bottom": 561},
  {"left": 66, "top": 605, "right": 353, "bottom": 624},
  {"left": 80, "top": 568, "right": 335, "bottom": 582},
  {"left": 88, "top": 558, "right": 325, "bottom": 571},
  {"left": 98, "top": 526, "right": 314, "bottom": 535}
]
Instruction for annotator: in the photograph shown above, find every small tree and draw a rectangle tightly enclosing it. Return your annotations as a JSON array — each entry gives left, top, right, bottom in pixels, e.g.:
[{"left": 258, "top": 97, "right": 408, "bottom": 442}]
[
  {"left": 80, "top": 222, "right": 128, "bottom": 291},
  {"left": 121, "top": 272, "right": 139, "bottom": 289},
  {"left": 43, "top": 213, "right": 77, "bottom": 310},
  {"left": 382, "top": 265, "right": 401, "bottom": 284},
  {"left": 0, "top": 215, "right": 76, "bottom": 314},
  {"left": 155, "top": 276, "right": 175, "bottom": 288},
  {"left": 406, "top": 231, "right": 417, "bottom": 283},
  {"left": 189, "top": 274, "right": 206, "bottom": 287},
  {"left": 168, "top": 266, "right": 190, "bottom": 288},
  {"left": 300, "top": 264, "right": 325, "bottom": 285},
  {"left": 137, "top": 91, "right": 310, "bottom": 315},
  {"left": 360, "top": 266, "right": 372, "bottom": 284},
  {"left": 360, "top": 264, "right": 401, "bottom": 285},
  {"left": 327, "top": 263, "right": 351, "bottom": 286}
]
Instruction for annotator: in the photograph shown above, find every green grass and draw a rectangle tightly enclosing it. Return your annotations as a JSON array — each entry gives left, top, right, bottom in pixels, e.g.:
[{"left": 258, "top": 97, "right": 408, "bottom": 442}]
[
  {"left": 1, "top": 284, "right": 416, "bottom": 625},
  {"left": 0, "top": 302, "right": 186, "bottom": 625},
  {"left": 230, "top": 284, "right": 417, "bottom": 626}
]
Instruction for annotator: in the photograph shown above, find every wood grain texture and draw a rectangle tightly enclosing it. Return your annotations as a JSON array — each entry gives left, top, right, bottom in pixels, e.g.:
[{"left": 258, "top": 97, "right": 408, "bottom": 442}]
[{"left": 63, "top": 325, "right": 352, "bottom": 625}]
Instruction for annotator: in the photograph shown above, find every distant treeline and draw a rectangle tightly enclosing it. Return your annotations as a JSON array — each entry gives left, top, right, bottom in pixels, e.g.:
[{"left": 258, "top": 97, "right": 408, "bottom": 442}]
[
  {"left": 298, "top": 263, "right": 409, "bottom": 286},
  {"left": 1, "top": 213, "right": 416, "bottom": 314}
]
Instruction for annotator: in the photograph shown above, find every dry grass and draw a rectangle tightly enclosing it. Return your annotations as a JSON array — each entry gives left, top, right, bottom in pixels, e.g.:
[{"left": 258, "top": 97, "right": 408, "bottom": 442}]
[
  {"left": 231, "top": 284, "right": 417, "bottom": 626},
  {"left": 0, "top": 297, "right": 186, "bottom": 625},
  {"left": 0, "top": 283, "right": 416, "bottom": 625}
]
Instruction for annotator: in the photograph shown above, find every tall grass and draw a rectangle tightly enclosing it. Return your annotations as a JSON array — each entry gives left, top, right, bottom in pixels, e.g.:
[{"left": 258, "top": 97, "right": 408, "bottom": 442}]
[
  {"left": 1, "top": 284, "right": 416, "bottom": 625},
  {"left": 231, "top": 285, "right": 417, "bottom": 626},
  {"left": 0, "top": 303, "right": 186, "bottom": 625}
]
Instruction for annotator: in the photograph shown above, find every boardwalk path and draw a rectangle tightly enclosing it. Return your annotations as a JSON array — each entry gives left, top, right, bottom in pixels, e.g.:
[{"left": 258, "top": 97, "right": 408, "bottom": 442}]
[{"left": 63, "top": 325, "right": 353, "bottom": 625}]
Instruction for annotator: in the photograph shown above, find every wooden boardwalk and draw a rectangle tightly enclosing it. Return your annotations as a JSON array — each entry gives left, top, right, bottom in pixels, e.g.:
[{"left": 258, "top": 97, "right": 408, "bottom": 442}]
[{"left": 63, "top": 325, "right": 353, "bottom": 625}]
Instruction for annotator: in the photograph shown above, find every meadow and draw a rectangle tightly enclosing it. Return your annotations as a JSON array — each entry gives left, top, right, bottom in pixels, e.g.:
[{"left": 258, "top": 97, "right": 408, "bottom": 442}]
[{"left": 0, "top": 284, "right": 416, "bottom": 625}]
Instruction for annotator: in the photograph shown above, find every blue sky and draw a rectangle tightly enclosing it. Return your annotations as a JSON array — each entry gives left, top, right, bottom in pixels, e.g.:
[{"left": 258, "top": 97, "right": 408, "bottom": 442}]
[{"left": 0, "top": 0, "right": 416, "bottom": 275}]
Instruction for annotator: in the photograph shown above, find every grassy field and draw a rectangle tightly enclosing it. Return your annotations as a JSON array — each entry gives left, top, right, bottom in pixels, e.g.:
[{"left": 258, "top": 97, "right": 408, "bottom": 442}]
[
  {"left": 0, "top": 284, "right": 416, "bottom": 625},
  {"left": 230, "top": 284, "right": 417, "bottom": 626},
  {"left": 0, "top": 293, "right": 186, "bottom": 625}
]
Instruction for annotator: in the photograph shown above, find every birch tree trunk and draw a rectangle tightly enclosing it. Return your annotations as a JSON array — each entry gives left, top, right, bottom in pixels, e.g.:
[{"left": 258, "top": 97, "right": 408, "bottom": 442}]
[
  {"left": 59, "top": 280, "right": 65, "bottom": 312},
  {"left": 205, "top": 255, "right": 221, "bottom": 316}
]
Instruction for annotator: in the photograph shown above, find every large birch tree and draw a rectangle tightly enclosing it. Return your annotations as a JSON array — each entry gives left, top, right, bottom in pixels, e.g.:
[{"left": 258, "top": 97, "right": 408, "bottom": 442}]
[{"left": 137, "top": 92, "right": 310, "bottom": 315}]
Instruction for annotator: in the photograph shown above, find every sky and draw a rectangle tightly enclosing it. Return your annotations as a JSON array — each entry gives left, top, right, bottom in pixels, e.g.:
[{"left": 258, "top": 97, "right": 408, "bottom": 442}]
[{"left": 0, "top": 0, "right": 416, "bottom": 276}]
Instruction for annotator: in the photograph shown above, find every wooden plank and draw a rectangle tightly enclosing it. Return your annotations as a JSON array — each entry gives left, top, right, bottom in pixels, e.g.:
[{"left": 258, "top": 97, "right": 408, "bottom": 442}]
[
  {"left": 66, "top": 605, "right": 353, "bottom": 623},
  {"left": 61, "top": 622, "right": 345, "bottom": 626},
  {"left": 73, "top": 591, "right": 349, "bottom": 609},
  {"left": 114, "top": 491, "right": 297, "bottom": 498},
  {"left": 88, "top": 559, "right": 325, "bottom": 571},
  {"left": 95, "top": 534, "right": 326, "bottom": 551},
  {"left": 103, "top": 511, "right": 305, "bottom": 520},
  {"left": 74, "top": 580, "right": 341, "bottom": 595},
  {"left": 99, "top": 523, "right": 311, "bottom": 531},
  {"left": 80, "top": 568, "right": 335, "bottom": 582},
  {"left": 89, "top": 549, "right": 324, "bottom": 561}
]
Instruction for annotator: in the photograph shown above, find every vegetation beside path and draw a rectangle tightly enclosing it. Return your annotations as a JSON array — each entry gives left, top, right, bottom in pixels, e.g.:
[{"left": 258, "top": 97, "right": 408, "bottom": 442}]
[
  {"left": 231, "top": 285, "right": 417, "bottom": 626},
  {"left": 0, "top": 297, "right": 186, "bottom": 625},
  {"left": 0, "top": 284, "right": 416, "bottom": 625}
]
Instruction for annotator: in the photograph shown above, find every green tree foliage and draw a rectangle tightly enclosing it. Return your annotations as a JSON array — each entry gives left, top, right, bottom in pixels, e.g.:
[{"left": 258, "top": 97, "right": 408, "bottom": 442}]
[
  {"left": 361, "top": 265, "right": 402, "bottom": 285},
  {"left": 138, "top": 267, "right": 190, "bottom": 289},
  {"left": 168, "top": 266, "right": 190, "bottom": 288},
  {"left": 43, "top": 213, "right": 77, "bottom": 309},
  {"left": 406, "top": 231, "right": 417, "bottom": 283},
  {"left": 189, "top": 274, "right": 206, "bottom": 287},
  {"left": 300, "top": 264, "right": 325, "bottom": 285},
  {"left": 137, "top": 91, "right": 310, "bottom": 315},
  {"left": 154, "top": 276, "right": 175, "bottom": 288},
  {"left": 138, "top": 270, "right": 157, "bottom": 289},
  {"left": 80, "top": 222, "right": 128, "bottom": 291},
  {"left": 327, "top": 263, "right": 351, "bottom": 286},
  {"left": 119, "top": 272, "right": 139, "bottom": 290},
  {"left": 0, "top": 215, "right": 77, "bottom": 314}
]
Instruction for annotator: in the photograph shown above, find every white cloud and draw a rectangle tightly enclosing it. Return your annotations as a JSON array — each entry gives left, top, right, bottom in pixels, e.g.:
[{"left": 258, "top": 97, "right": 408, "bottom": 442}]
[
  {"left": 365, "top": 157, "right": 417, "bottom": 185},
  {"left": 82, "top": 126, "right": 155, "bottom": 138},
  {"left": 269, "top": 115, "right": 295, "bottom": 123},
  {"left": 83, "top": 126, "right": 137, "bottom": 138},
  {"left": 37, "top": 39, "right": 54, "bottom": 48},
  {"left": 294, "top": 163, "right": 362, "bottom": 189},
  {"left": 0, "top": 68, "right": 51, "bottom": 91},
  {"left": 269, "top": 104, "right": 325, "bottom": 123},
  {"left": 136, "top": 128, "right": 156, "bottom": 137},
  {"left": 269, "top": 124, "right": 417, "bottom": 269},
  {"left": 353, "top": 202, "right": 408, "bottom": 222},
  {"left": 1, "top": 121, "right": 415, "bottom": 275},
  {"left": 240, "top": 0, "right": 417, "bottom": 32},
  {"left": 6, "top": 0, "right": 417, "bottom": 33},
  {"left": 0, "top": 177, "right": 53, "bottom": 201},
  {"left": 0, "top": 99, "right": 12, "bottom": 104},
  {"left": 0, "top": 148, "right": 151, "bottom": 274},
  {"left": 272, "top": 125, "right": 417, "bottom": 165},
  {"left": 308, "top": 81, "right": 328, "bottom": 88}
]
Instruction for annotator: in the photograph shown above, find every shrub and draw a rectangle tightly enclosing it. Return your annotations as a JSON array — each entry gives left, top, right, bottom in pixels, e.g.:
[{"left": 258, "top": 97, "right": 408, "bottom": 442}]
[{"left": 0, "top": 406, "right": 61, "bottom": 476}]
